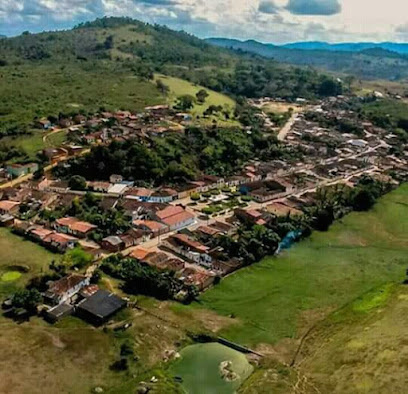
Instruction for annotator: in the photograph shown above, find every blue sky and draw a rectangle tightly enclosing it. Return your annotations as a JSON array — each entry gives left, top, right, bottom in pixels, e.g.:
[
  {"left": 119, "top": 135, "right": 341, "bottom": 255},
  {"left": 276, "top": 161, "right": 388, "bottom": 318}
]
[{"left": 1, "top": 0, "right": 408, "bottom": 43}]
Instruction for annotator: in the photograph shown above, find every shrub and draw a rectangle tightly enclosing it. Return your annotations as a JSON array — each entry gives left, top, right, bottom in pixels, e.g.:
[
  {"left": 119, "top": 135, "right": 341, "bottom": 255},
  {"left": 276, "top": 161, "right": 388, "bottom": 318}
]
[
  {"left": 190, "top": 193, "right": 201, "bottom": 201},
  {"left": 241, "top": 195, "right": 252, "bottom": 202}
]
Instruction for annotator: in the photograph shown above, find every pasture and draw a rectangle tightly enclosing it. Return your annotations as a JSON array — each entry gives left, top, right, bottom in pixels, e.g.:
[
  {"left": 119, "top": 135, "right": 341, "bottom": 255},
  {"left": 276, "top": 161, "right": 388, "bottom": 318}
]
[{"left": 198, "top": 184, "right": 408, "bottom": 347}]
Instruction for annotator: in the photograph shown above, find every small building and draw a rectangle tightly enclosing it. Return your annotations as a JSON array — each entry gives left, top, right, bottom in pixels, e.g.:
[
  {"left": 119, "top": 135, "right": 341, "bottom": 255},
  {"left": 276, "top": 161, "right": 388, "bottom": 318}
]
[
  {"left": 36, "top": 118, "right": 51, "bottom": 129},
  {"left": 7, "top": 163, "right": 39, "bottom": 178},
  {"left": 54, "top": 217, "right": 97, "bottom": 238},
  {"left": 163, "top": 234, "right": 212, "bottom": 268},
  {"left": 149, "top": 188, "right": 178, "bottom": 203},
  {"left": 133, "top": 220, "right": 169, "bottom": 237},
  {"left": 107, "top": 183, "right": 128, "bottom": 196},
  {"left": 235, "top": 208, "right": 267, "bottom": 226},
  {"left": 43, "top": 232, "right": 78, "bottom": 252},
  {"left": 76, "top": 289, "right": 126, "bottom": 325},
  {"left": 44, "top": 274, "right": 90, "bottom": 305},
  {"left": 0, "top": 200, "right": 20, "bottom": 215},
  {"left": 0, "top": 214, "right": 15, "bottom": 227},
  {"left": 109, "top": 174, "right": 123, "bottom": 184},
  {"left": 155, "top": 205, "right": 195, "bottom": 231},
  {"left": 101, "top": 236, "right": 125, "bottom": 252}
]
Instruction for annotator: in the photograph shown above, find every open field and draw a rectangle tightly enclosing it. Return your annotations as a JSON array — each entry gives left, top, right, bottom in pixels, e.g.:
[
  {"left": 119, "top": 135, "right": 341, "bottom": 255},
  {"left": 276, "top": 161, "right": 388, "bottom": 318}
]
[
  {"left": 196, "top": 184, "right": 408, "bottom": 347},
  {"left": 0, "top": 228, "right": 56, "bottom": 297},
  {"left": 154, "top": 74, "right": 238, "bottom": 126}
]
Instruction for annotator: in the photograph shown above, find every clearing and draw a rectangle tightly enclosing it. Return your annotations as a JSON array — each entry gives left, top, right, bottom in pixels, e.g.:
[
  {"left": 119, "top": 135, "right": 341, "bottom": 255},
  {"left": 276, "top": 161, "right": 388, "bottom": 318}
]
[{"left": 154, "top": 74, "right": 237, "bottom": 126}]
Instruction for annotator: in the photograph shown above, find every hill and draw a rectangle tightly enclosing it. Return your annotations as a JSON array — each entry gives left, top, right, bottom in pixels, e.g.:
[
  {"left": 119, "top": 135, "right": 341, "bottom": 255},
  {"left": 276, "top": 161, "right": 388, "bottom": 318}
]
[
  {"left": 0, "top": 17, "right": 342, "bottom": 152},
  {"left": 282, "top": 41, "right": 408, "bottom": 54},
  {"left": 206, "top": 37, "right": 408, "bottom": 81}
]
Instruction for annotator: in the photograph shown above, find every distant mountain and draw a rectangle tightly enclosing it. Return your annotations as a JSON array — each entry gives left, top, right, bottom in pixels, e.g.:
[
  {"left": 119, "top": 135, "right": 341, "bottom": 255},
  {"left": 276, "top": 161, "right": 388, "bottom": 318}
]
[
  {"left": 206, "top": 38, "right": 408, "bottom": 81},
  {"left": 281, "top": 41, "right": 408, "bottom": 55}
]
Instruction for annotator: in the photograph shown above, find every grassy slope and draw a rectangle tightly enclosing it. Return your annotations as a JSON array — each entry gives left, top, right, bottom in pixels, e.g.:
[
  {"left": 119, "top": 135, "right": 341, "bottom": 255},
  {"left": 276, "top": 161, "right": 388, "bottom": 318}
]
[
  {"left": 0, "top": 64, "right": 163, "bottom": 158},
  {"left": 197, "top": 184, "right": 408, "bottom": 346},
  {"left": 295, "top": 283, "right": 408, "bottom": 393},
  {"left": 154, "top": 74, "right": 238, "bottom": 126}
]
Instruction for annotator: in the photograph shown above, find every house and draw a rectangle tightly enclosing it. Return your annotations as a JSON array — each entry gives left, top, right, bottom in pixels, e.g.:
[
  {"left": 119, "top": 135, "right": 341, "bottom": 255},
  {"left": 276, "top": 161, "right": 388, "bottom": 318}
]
[
  {"left": 76, "top": 289, "right": 126, "bottom": 325},
  {"left": 59, "top": 118, "right": 72, "bottom": 128},
  {"left": 163, "top": 234, "right": 212, "bottom": 267},
  {"left": 240, "top": 179, "right": 288, "bottom": 203},
  {"left": 87, "top": 181, "right": 111, "bottom": 193},
  {"left": 0, "top": 200, "right": 20, "bottom": 215},
  {"left": 36, "top": 118, "right": 52, "bottom": 129},
  {"left": 42, "top": 148, "right": 68, "bottom": 163},
  {"left": 43, "top": 232, "right": 78, "bottom": 252},
  {"left": 124, "top": 187, "right": 153, "bottom": 202},
  {"left": 0, "top": 214, "right": 15, "bottom": 227},
  {"left": 107, "top": 183, "right": 128, "bottom": 196},
  {"left": 73, "top": 114, "right": 87, "bottom": 124},
  {"left": 101, "top": 236, "right": 125, "bottom": 252},
  {"left": 119, "top": 229, "right": 145, "bottom": 248},
  {"left": 7, "top": 163, "right": 39, "bottom": 178},
  {"left": 46, "top": 181, "right": 70, "bottom": 193},
  {"left": 133, "top": 220, "right": 169, "bottom": 237},
  {"left": 44, "top": 274, "right": 90, "bottom": 305},
  {"left": 175, "top": 183, "right": 199, "bottom": 199},
  {"left": 129, "top": 247, "right": 150, "bottom": 261},
  {"left": 109, "top": 174, "right": 123, "bottom": 184},
  {"left": 29, "top": 226, "right": 53, "bottom": 241},
  {"left": 149, "top": 188, "right": 178, "bottom": 203},
  {"left": 183, "top": 271, "right": 216, "bottom": 291},
  {"left": 154, "top": 205, "right": 195, "bottom": 231},
  {"left": 54, "top": 217, "right": 97, "bottom": 238},
  {"left": 235, "top": 208, "right": 267, "bottom": 226}
]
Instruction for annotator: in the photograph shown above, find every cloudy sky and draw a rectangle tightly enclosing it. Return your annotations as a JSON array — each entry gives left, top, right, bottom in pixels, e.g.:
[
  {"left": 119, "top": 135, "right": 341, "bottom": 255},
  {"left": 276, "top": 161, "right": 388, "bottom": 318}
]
[{"left": 1, "top": 0, "right": 408, "bottom": 43}]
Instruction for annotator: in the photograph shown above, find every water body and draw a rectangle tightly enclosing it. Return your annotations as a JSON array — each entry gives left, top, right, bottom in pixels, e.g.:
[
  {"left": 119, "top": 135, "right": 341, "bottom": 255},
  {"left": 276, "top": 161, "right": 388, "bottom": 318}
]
[{"left": 276, "top": 230, "right": 303, "bottom": 254}]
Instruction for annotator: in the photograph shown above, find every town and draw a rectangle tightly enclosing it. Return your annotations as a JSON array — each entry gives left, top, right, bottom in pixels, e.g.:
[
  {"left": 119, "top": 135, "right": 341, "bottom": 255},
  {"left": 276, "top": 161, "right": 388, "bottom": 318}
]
[{"left": 1, "top": 92, "right": 408, "bottom": 326}]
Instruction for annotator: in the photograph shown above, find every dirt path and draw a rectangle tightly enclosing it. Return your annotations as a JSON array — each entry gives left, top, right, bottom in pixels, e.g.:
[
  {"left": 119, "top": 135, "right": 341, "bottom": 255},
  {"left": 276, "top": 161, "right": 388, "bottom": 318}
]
[{"left": 277, "top": 112, "right": 298, "bottom": 141}]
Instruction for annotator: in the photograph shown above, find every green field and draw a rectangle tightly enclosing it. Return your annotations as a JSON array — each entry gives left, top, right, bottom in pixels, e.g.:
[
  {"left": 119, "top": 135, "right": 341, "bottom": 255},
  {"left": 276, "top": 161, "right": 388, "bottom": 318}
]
[
  {"left": 198, "top": 184, "right": 408, "bottom": 346},
  {"left": 154, "top": 74, "right": 237, "bottom": 126},
  {"left": 0, "top": 228, "right": 56, "bottom": 297},
  {"left": 169, "top": 343, "right": 253, "bottom": 394}
]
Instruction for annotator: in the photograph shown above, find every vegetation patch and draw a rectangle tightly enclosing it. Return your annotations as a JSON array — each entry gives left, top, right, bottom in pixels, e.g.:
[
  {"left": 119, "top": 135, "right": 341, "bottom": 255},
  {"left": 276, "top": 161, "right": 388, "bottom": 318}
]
[{"left": 1, "top": 271, "right": 22, "bottom": 282}]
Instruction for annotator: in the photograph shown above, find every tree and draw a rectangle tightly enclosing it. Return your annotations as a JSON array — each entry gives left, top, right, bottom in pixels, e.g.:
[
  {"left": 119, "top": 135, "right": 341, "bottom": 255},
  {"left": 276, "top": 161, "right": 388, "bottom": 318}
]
[
  {"left": 33, "top": 166, "right": 45, "bottom": 180},
  {"left": 196, "top": 89, "right": 209, "bottom": 104},
  {"left": 12, "top": 289, "right": 42, "bottom": 313},
  {"left": 68, "top": 175, "right": 87, "bottom": 190},
  {"left": 351, "top": 188, "right": 376, "bottom": 211},
  {"left": 64, "top": 247, "right": 93, "bottom": 269},
  {"left": 156, "top": 79, "right": 170, "bottom": 95},
  {"left": 176, "top": 95, "right": 195, "bottom": 111},
  {"left": 318, "top": 78, "right": 343, "bottom": 97}
]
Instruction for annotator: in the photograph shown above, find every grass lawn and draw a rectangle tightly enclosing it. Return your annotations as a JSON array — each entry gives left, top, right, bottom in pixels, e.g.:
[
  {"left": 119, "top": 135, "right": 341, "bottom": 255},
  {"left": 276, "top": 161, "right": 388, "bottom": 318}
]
[
  {"left": 154, "top": 74, "right": 238, "bottom": 126},
  {"left": 197, "top": 184, "right": 408, "bottom": 346},
  {"left": 0, "top": 228, "right": 56, "bottom": 297},
  {"left": 169, "top": 343, "right": 253, "bottom": 394}
]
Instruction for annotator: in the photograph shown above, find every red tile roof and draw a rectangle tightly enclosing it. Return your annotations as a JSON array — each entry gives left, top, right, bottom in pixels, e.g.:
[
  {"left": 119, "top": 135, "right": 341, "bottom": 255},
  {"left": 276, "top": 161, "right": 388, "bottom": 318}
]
[
  {"left": 161, "top": 211, "right": 194, "bottom": 227},
  {"left": 0, "top": 200, "right": 20, "bottom": 211},
  {"left": 129, "top": 248, "right": 150, "bottom": 260},
  {"left": 171, "top": 233, "right": 208, "bottom": 253},
  {"left": 48, "top": 274, "right": 87, "bottom": 295},
  {"left": 133, "top": 220, "right": 167, "bottom": 232}
]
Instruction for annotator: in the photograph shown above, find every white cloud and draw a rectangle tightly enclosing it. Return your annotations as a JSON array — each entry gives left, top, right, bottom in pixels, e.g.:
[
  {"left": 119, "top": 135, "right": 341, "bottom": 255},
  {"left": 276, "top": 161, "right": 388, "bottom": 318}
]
[{"left": 0, "top": 0, "right": 408, "bottom": 43}]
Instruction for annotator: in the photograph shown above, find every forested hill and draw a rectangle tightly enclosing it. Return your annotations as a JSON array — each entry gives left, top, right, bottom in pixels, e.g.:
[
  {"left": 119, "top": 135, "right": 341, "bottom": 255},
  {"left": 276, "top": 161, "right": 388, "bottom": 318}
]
[
  {"left": 0, "top": 16, "right": 341, "bottom": 101},
  {"left": 206, "top": 38, "right": 408, "bottom": 81},
  {"left": 0, "top": 17, "right": 344, "bottom": 135}
]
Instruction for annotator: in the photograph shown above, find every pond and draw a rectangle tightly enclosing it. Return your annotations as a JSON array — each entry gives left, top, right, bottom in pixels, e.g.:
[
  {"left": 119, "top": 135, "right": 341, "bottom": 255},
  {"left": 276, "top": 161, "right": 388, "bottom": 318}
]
[{"left": 169, "top": 342, "right": 253, "bottom": 394}]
